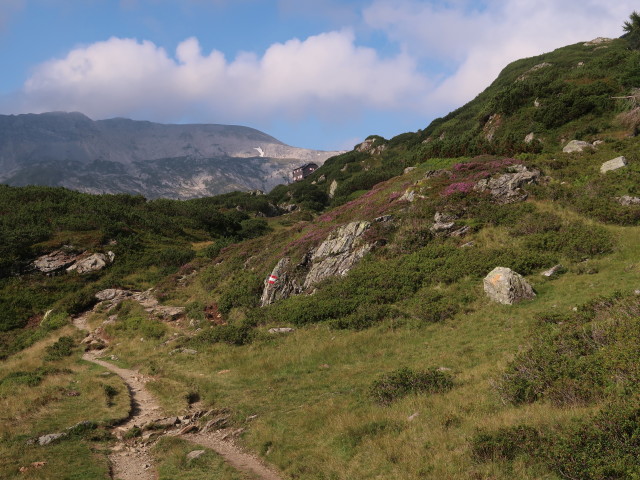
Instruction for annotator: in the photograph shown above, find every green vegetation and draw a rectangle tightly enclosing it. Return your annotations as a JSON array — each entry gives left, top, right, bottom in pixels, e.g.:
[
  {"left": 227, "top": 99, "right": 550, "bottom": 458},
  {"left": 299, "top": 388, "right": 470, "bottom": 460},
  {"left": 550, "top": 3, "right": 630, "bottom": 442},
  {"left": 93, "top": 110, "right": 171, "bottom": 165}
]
[
  {"left": 2, "top": 19, "right": 640, "bottom": 479},
  {"left": 623, "top": 11, "right": 640, "bottom": 50}
]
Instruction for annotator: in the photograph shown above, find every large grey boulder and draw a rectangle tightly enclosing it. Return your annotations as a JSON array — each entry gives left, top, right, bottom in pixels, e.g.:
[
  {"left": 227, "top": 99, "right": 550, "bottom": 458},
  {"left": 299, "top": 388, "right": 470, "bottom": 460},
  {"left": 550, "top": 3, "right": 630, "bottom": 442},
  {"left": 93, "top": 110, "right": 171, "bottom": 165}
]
[
  {"left": 260, "top": 257, "right": 302, "bottom": 307},
  {"left": 260, "top": 221, "right": 374, "bottom": 306},
  {"left": 600, "top": 156, "right": 627, "bottom": 173},
  {"left": 473, "top": 164, "right": 541, "bottom": 203},
  {"left": 483, "top": 267, "right": 536, "bottom": 305},
  {"left": 563, "top": 140, "right": 593, "bottom": 153},
  {"left": 303, "top": 221, "right": 372, "bottom": 289}
]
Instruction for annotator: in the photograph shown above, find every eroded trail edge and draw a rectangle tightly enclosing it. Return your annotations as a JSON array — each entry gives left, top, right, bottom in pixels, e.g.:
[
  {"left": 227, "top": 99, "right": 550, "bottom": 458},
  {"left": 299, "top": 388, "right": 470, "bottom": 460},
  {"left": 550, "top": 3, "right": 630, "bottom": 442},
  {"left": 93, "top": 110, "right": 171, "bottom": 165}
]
[{"left": 74, "top": 307, "right": 283, "bottom": 480}]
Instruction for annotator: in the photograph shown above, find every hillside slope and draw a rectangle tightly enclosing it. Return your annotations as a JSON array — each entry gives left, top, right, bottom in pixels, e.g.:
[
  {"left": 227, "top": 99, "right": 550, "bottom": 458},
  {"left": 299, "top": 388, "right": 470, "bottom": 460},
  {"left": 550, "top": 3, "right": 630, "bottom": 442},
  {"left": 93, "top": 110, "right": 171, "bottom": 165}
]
[
  {"left": 1, "top": 31, "right": 640, "bottom": 480},
  {"left": 0, "top": 112, "right": 342, "bottom": 198}
]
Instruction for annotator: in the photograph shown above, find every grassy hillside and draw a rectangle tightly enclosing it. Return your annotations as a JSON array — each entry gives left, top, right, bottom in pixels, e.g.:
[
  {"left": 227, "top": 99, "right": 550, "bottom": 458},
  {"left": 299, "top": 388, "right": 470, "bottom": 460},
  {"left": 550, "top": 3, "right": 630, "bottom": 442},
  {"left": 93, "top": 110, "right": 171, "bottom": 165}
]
[{"left": 1, "top": 27, "right": 640, "bottom": 479}]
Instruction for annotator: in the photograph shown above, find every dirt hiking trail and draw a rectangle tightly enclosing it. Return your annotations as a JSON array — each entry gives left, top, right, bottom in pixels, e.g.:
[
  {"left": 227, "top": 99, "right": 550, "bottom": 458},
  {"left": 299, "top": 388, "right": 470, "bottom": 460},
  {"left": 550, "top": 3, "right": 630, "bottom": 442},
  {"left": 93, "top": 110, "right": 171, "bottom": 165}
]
[{"left": 74, "top": 310, "right": 283, "bottom": 480}]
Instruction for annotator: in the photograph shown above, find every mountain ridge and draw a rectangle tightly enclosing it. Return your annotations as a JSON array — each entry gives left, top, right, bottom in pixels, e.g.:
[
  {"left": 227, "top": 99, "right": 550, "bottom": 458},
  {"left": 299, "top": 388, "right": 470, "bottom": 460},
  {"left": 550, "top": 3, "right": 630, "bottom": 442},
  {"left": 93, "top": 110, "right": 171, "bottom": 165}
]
[{"left": 0, "top": 112, "right": 342, "bottom": 198}]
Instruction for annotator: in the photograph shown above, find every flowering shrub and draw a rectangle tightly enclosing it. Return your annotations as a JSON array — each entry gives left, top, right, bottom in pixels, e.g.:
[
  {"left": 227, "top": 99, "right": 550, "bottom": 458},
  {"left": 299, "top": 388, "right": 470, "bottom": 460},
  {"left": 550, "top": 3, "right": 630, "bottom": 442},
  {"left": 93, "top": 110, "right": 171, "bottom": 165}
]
[{"left": 442, "top": 182, "right": 476, "bottom": 196}]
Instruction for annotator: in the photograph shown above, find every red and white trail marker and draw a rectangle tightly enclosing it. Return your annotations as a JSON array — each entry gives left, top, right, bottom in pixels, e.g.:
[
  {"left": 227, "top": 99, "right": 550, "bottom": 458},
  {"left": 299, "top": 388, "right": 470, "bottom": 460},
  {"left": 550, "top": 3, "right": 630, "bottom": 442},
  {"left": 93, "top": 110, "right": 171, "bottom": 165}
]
[{"left": 268, "top": 275, "right": 278, "bottom": 285}]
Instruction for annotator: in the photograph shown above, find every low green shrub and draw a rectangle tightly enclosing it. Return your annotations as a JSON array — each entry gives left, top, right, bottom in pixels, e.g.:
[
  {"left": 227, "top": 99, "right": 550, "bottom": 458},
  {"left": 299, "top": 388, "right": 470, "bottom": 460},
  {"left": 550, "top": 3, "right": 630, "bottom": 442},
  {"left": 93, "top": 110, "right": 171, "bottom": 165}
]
[
  {"left": 370, "top": 367, "right": 454, "bottom": 405},
  {"left": 545, "top": 399, "right": 640, "bottom": 480},
  {"left": 188, "top": 324, "right": 255, "bottom": 346},
  {"left": 44, "top": 336, "right": 75, "bottom": 361},
  {"left": 471, "top": 425, "right": 542, "bottom": 462},
  {"left": 0, "top": 366, "right": 68, "bottom": 388},
  {"left": 497, "top": 292, "right": 640, "bottom": 406}
]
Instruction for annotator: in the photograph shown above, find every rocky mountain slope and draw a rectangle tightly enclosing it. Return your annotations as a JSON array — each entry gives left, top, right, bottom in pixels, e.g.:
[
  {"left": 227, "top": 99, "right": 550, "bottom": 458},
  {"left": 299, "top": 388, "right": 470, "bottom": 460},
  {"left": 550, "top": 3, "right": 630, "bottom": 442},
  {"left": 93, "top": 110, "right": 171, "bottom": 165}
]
[
  {"left": 1, "top": 25, "right": 640, "bottom": 480},
  {"left": 0, "top": 112, "right": 342, "bottom": 198}
]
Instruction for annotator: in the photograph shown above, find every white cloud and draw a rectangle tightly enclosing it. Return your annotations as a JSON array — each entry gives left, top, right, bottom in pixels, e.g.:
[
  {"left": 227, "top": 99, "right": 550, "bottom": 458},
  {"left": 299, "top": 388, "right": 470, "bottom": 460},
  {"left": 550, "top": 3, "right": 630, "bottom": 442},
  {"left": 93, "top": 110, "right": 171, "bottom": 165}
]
[
  {"left": 364, "top": 0, "right": 637, "bottom": 110},
  {"left": 10, "top": 30, "right": 431, "bottom": 124}
]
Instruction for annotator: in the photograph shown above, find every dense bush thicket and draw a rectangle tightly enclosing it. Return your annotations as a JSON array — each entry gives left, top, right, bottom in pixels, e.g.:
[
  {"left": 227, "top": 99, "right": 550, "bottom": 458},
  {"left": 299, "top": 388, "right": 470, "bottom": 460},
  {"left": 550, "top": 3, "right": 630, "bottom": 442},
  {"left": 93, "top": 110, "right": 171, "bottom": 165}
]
[
  {"left": 472, "top": 399, "right": 640, "bottom": 479},
  {"left": 498, "top": 292, "right": 640, "bottom": 406},
  {"left": 0, "top": 185, "right": 274, "bottom": 352}
]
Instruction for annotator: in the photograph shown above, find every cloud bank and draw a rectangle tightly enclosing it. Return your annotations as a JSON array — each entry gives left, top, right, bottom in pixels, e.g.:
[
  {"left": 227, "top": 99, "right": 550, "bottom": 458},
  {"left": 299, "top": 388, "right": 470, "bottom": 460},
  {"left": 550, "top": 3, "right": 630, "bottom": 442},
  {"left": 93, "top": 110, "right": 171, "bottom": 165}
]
[
  {"left": 11, "top": 30, "right": 430, "bottom": 124},
  {"left": 2, "top": 0, "right": 637, "bottom": 139}
]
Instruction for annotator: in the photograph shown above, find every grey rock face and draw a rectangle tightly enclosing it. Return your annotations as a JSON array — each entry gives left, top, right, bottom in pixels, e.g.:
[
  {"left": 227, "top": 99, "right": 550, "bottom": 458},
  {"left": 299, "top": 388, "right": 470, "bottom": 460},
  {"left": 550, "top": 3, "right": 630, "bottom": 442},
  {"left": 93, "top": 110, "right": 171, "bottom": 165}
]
[
  {"left": 600, "top": 156, "right": 628, "bottom": 173},
  {"left": 260, "top": 221, "right": 373, "bottom": 306},
  {"left": 356, "top": 138, "right": 387, "bottom": 155},
  {"left": 260, "top": 257, "right": 302, "bottom": 307},
  {"left": 484, "top": 267, "right": 536, "bottom": 305},
  {"left": 304, "top": 221, "right": 372, "bottom": 289},
  {"left": 186, "top": 450, "right": 206, "bottom": 461},
  {"left": 473, "top": 164, "right": 540, "bottom": 203},
  {"left": 563, "top": 140, "right": 593, "bottom": 153}
]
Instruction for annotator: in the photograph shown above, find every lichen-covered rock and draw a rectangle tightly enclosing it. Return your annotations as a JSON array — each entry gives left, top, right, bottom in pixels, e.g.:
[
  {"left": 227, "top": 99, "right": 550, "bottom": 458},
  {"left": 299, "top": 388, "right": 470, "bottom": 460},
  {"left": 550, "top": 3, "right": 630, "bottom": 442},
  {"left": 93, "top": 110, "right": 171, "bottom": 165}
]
[
  {"left": 584, "top": 37, "right": 613, "bottom": 46},
  {"left": 356, "top": 138, "right": 387, "bottom": 155},
  {"left": 67, "top": 252, "right": 115, "bottom": 274},
  {"left": 484, "top": 267, "right": 536, "bottom": 305},
  {"left": 563, "top": 140, "right": 593, "bottom": 153},
  {"left": 473, "top": 164, "right": 540, "bottom": 203},
  {"left": 618, "top": 195, "right": 640, "bottom": 206},
  {"left": 32, "top": 249, "right": 82, "bottom": 274},
  {"left": 260, "top": 257, "right": 303, "bottom": 307},
  {"left": 303, "top": 221, "right": 372, "bottom": 289},
  {"left": 261, "top": 221, "right": 374, "bottom": 306},
  {"left": 600, "top": 156, "right": 628, "bottom": 173},
  {"left": 329, "top": 179, "right": 338, "bottom": 199}
]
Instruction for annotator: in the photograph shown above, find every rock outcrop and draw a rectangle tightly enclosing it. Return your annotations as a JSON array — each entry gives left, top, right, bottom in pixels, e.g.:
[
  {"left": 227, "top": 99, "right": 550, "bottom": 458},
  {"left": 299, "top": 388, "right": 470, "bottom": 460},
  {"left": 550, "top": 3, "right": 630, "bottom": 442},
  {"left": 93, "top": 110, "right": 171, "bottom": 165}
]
[
  {"left": 600, "top": 156, "right": 628, "bottom": 173},
  {"left": 356, "top": 138, "right": 387, "bottom": 155},
  {"left": 329, "top": 180, "right": 338, "bottom": 199},
  {"left": 259, "top": 258, "right": 303, "bottom": 307},
  {"left": 618, "top": 195, "right": 640, "bottom": 206},
  {"left": 584, "top": 37, "right": 613, "bottom": 46},
  {"left": 32, "top": 249, "right": 82, "bottom": 274},
  {"left": 563, "top": 140, "right": 593, "bottom": 153},
  {"left": 33, "top": 249, "right": 115, "bottom": 275},
  {"left": 93, "top": 288, "right": 185, "bottom": 320},
  {"left": 483, "top": 267, "right": 536, "bottom": 305},
  {"left": 260, "top": 221, "right": 374, "bottom": 306},
  {"left": 304, "top": 221, "right": 372, "bottom": 289},
  {"left": 473, "top": 164, "right": 541, "bottom": 203},
  {"left": 430, "top": 212, "right": 469, "bottom": 237},
  {"left": 67, "top": 252, "right": 115, "bottom": 274}
]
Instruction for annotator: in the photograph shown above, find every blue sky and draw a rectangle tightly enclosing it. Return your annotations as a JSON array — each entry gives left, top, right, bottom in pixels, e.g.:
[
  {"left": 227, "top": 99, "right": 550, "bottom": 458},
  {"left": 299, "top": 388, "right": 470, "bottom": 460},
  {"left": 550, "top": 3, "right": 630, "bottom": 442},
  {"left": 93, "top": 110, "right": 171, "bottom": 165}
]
[{"left": 0, "top": 1, "right": 635, "bottom": 150}]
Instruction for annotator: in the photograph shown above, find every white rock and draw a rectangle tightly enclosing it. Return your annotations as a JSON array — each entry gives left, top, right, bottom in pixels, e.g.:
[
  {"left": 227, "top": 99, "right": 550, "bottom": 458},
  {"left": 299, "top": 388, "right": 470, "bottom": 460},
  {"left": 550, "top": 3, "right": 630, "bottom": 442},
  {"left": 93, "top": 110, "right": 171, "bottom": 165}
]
[
  {"left": 600, "top": 156, "right": 628, "bottom": 174},
  {"left": 483, "top": 267, "right": 536, "bottom": 305},
  {"left": 563, "top": 140, "right": 593, "bottom": 153}
]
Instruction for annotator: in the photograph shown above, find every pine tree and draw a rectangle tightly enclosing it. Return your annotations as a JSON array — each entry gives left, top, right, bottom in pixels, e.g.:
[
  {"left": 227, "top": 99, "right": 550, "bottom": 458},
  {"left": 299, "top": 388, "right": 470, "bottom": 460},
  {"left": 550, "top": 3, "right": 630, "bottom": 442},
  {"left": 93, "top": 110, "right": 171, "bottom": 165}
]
[{"left": 623, "top": 11, "right": 640, "bottom": 50}]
